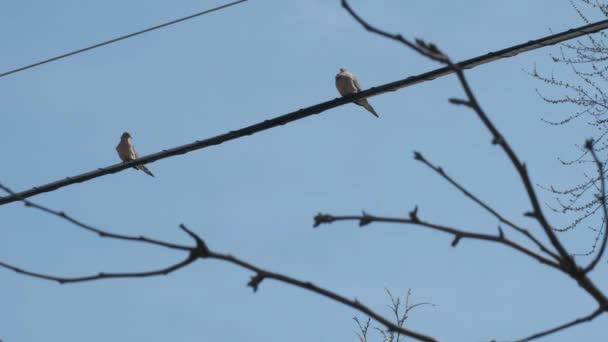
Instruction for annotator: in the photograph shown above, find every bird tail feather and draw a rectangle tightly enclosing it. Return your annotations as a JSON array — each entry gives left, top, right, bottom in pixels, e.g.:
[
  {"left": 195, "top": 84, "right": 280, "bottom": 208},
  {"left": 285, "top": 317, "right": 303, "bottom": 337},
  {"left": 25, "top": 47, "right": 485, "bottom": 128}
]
[
  {"left": 136, "top": 165, "right": 155, "bottom": 177},
  {"left": 355, "top": 99, "right": 379, "bottom": 118}
]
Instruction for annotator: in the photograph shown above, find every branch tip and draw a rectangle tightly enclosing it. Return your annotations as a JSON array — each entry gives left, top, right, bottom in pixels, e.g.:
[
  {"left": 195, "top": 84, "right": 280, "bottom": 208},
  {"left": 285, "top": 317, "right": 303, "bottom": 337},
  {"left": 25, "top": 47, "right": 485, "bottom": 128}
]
[
  {"left": 248, "top": 272, "right": 266, "bottom": 292},
  {"left": 492, "top": 136, "right": 503, "bottom": 145},
  {"left": 313, "top": 213, "right": 334, "bottom": 227},
  {"left": 359, "top": 211, "right": 373, "bottom": 227},
  {"left": 178, "top": 224, "right": 209, "bottom": 257},
  {"left": 409, "top": 206, "right": 419, "bottom": 222},
  {"left": 448, "top": 98, "right": 470, "bottom": 106}
]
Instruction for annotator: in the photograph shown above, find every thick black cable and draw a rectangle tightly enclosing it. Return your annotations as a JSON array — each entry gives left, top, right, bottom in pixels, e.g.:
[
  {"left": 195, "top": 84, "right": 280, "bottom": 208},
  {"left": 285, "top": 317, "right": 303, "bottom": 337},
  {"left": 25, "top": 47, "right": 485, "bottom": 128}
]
[{"left": 2, "top": 18, "right": 608, "bottom": 205}]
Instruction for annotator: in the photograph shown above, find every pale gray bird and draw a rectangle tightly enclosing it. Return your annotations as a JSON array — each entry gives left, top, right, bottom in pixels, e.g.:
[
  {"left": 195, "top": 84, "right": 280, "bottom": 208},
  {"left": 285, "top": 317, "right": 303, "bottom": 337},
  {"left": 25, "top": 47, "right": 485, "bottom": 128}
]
[
  {"left": 116, "top": 132, "right": 154, "bottom": 177},
  {"left": 335, "top": 67, "right": 379, "bottom": 118}
]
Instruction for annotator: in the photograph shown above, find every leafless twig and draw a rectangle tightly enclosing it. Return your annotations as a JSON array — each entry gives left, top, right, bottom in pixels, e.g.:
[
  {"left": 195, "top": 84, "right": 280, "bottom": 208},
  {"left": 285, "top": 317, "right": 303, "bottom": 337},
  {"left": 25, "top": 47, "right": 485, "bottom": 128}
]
[
  {"left": 514, "top": 307, "right": 603, "bottom": 342},
  {"left": 314, "top": 211, "right": 561, "bottom": 270},
  {"left": 583, "top": 139, "right": 608, "bottom": 273},
  {"left": 413, "top": 152, "right": 560, "bottom": 262}
]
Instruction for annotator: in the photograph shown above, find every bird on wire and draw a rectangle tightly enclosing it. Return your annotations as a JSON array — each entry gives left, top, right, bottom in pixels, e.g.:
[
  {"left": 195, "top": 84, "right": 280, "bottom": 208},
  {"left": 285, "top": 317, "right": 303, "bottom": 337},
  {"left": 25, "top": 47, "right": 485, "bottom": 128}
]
[
  {"left": 116, "top": 132, "right": 155, "bottom": 177},
  {"left": 335, "top": 67, "right": 379, "bottom": 118}
]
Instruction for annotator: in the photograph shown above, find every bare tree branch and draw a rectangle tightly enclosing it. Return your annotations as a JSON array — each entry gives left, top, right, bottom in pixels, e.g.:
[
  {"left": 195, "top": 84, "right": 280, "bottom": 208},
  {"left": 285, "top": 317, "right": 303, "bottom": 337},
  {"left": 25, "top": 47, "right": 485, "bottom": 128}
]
[
  {"left": 354, "top": 289, "right": 434, "bottom": 342},
  {"left": 583, "top": 140, "right": 608, "bottom": 273},
  {"left": 413, "top": 151, "right": 560, "bottom": 262},
  {"left": 530, "top": 1, "right": 608, "bottom": 237},
  {"left": 313, "top": 212, "right": 561, "bottom": 270},
  {"left": 205, "top": 248, "right": 438, "bottom": 341},
  {"left": 342, "top": 0, "right": 580, "bottom": 270},
  {"left": 0, "top": 185, "right": 438, "bottom": 342},
  {"left": 0, "top": 183, "right": 191, "bottom": 251},
  {"left": 514, "top": 307, "right": 603, "bottom": 342},
  {"left": 0, "top": 257, "right": 195, "bottom": 284},
  {"left": 338, "top": 1, "right": 608, "bottom": 340}
]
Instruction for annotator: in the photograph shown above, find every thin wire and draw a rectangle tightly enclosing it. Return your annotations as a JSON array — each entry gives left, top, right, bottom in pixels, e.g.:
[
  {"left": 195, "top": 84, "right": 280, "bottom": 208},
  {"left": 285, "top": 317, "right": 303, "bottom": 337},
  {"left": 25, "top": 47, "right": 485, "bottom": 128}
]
[{"left": 0, "top": 0, "right": 248, "bottom": 79}]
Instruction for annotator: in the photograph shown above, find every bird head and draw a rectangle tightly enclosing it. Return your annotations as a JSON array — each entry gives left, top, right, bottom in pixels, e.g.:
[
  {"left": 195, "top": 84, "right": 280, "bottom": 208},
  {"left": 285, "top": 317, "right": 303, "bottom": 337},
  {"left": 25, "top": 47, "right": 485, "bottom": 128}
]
[
  {"left": 339, "top": 67, "right": 348, "bottom": 73},
  {"left": 121, "top": 132, "right": 132, "bottom": 140}
]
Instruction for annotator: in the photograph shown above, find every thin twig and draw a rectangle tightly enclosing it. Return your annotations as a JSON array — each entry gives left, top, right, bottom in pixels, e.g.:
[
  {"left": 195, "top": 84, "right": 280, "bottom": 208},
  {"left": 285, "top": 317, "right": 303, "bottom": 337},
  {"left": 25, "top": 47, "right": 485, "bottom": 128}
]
[
  {"left": 0, "top": 257, "right": 194, "bottom": 284},
  {"left": 206, "top": 249, "right": 438, "bottom": 342},
  {"left": 514, "top": 307, "right": 604, "bottom": 342},
  {"left": 0, "top": 188, "right": 438, "bottom": 342},
  {"left": 0, "top": 183, "right": 191, "bottom": 251},
  {"left": 413, "top": 151, "right": 560, "bottom": 261},
  {"left": 313, "top": 212, "right": 561, "bottom": 270},
  {"left": 583, "top": 140, "right": 608, "bottom": 273}
]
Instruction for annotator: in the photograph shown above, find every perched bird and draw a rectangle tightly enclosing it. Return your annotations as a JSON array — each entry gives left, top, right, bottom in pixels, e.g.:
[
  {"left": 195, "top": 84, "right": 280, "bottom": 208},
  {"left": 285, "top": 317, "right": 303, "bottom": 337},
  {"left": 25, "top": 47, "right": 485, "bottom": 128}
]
[
  {"left": 335, "top": 67, "right": 379, "bottom": 118},
  {"left": 116, "top": 132, "right": 154, "bottom": 177}
]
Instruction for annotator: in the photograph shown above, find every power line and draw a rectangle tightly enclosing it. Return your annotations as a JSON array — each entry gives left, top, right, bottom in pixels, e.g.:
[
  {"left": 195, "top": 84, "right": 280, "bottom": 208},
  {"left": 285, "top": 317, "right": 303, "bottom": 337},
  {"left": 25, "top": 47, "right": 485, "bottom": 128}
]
[
  {"left": 0, "top": 0, "right": 248, "bottom": 79},
  {"left": 1, "top": 18, "right": 608, "bottom": 205}
]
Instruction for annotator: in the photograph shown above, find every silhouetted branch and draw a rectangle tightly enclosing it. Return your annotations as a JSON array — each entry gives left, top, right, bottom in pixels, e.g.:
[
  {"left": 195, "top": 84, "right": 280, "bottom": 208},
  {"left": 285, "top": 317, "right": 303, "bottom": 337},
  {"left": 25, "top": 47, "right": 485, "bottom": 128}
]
[
  {"left": 0, "top": 257, "right": 195, "bottom": 284},
  {"left": 2, "top": 17, "right": 608, "bottom": 206},
  {"left": 313, "top": 212, "right": 561, "bottom": 270},
  {"left": 354, "top": 316, "right": 371, "bottom": 342},
  {"left": 531, "top": 1, "right": 608, "bottom": 236},
  {"left": 0, "top": 183, "right": 190, "bottom": 251},
  {"left": 413, "top": 151, "right": 560, "bottom": 261},
  {"left": 339, "top": 1, "right": 608, "bottom": 339},
  {"left": 205, "top": 247, "right": 437, "bottom": 341},
  {"left": 343, "top": 0, "right": 573, "bottom": 265},
  {"left": 354, "top": 289, "right": 434, "bottom": 342},
  {"left": 515, "top": 307, "right": 603, "bottom": 342},
  {"left": 583, "top": 140, "right": 608, "bottom": 273},
  {"left": 0, "top": 183, "right": 437, "bottom": 342}
]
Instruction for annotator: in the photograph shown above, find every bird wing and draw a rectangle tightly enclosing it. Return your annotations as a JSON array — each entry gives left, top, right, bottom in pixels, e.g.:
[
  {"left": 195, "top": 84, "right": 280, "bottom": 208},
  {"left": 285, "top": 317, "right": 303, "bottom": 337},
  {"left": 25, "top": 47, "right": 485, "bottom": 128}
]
[
  {"left": 130, "top": 141, "right": 139, "bottom": 159},
  {"left": 352, "top": 74, "right": 363, "bottom": 92}
]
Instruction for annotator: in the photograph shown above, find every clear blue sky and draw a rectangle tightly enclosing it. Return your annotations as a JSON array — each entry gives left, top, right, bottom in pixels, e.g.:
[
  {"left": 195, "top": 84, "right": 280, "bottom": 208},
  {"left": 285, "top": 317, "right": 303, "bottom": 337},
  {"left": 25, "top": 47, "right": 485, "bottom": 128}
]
[{"left": 1, "top": 1, "right": 607, "bottom": 341}]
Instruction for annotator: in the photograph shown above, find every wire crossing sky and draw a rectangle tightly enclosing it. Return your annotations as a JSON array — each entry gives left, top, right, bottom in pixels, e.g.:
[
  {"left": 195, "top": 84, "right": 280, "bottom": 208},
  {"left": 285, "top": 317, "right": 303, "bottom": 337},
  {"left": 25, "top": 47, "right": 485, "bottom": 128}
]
[
  {"left": 0, "top": 0, "right": 247, "bottom": 79},
  {"left": 1, "top": 16, "right": 608, "bottom": 205}
]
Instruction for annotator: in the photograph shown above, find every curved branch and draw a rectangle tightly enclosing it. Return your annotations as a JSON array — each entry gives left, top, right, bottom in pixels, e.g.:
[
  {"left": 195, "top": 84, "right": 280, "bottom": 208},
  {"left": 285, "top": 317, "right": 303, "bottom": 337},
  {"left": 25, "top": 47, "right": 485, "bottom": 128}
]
[
  {"left": 514, "top": 307, "right": 604, "bottom": 342},
  {"left": 583, "top": 141, "right": 608, "bottom": 273},
  {"left": 206, "top": 250, "right": 438, "bottom": 342},
  {"left": 0, "top": 200, "right": 438, "bottom": 342},
  {"left": 0, "top": 257, "right": 194, "bottom": 284},
  {"left": 342, "top": 0, "right": 579, "bottom": 278},
  {"left": 0, "top": 183, "right": 191, "bottom": 251},
  {"left": 413, "top": 151, "right": 560, "bottom": 261}
]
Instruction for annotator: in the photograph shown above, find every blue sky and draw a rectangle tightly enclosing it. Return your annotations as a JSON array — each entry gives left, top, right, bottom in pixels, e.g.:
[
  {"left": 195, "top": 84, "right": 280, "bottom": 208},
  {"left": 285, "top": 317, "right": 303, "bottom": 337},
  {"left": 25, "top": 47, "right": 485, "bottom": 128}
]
[{"left": 1, "top": 0, "right": 607, "bottom": 341}]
